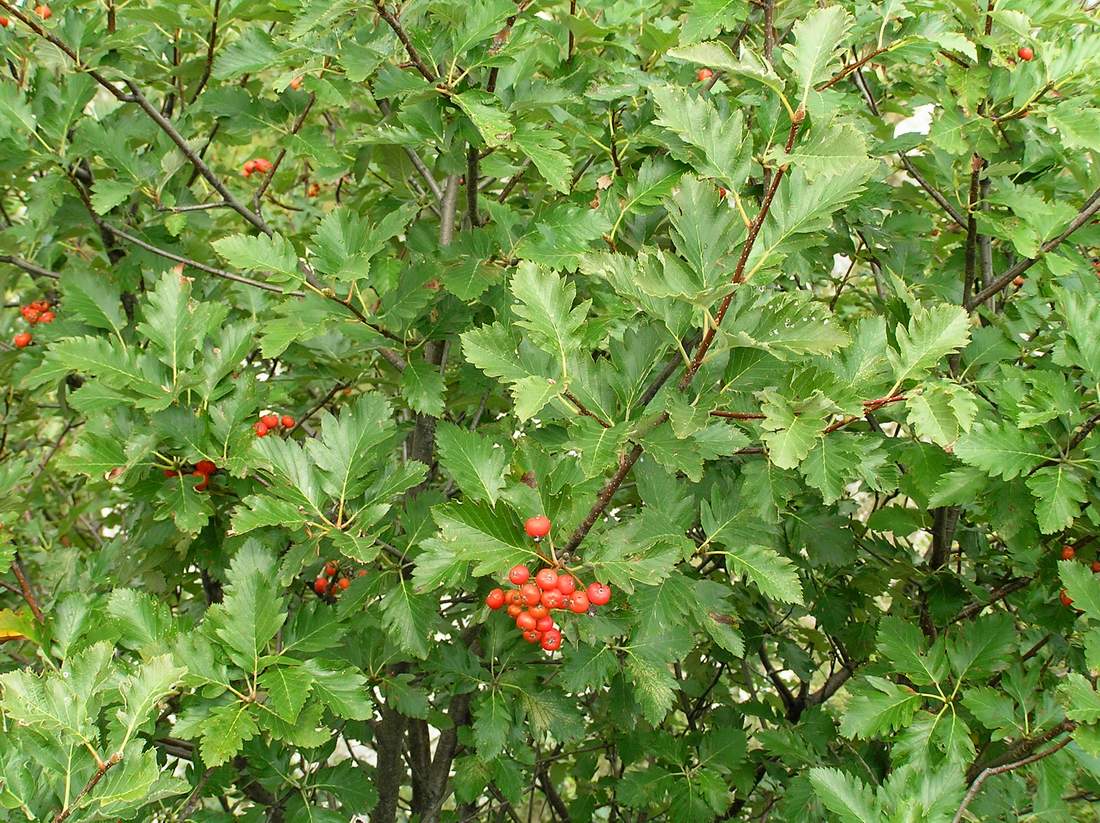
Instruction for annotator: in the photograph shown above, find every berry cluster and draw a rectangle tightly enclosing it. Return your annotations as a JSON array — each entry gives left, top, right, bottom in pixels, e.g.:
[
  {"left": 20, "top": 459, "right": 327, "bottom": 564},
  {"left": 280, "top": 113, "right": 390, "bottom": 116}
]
[
  {"left": 241, "top": 158, "right": 273, "bottom": 178},
  {"left": 1059, "top": 544, "right": 1100, "bottom": 608},
  {"left": 163, "top": 459, "right": 218, "bottom": 492},
  {"left": 254, "top": 412, "right": 294, "bottom": 438},
  {"left": 12, "top": 299, "right": 54, "bottom": 348},
  {"left": 313, "top": 560, "right": 365, "bottom": 598},
  {"left": 484, "top": 516, "right": 612, "bottom": 653}
]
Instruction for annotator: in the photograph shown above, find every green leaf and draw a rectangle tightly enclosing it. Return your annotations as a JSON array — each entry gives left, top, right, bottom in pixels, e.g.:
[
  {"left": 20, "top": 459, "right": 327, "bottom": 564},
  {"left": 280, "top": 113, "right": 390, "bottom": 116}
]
[
  {"left": 62, "top": 270, "right": 126, "bottom": 335},
  {"left": 839, "top": 676, "right": 921, "bottom": 739},
  {"left": 781, "top": 6, "right": 853, "bottom": 106},
  {"left": 1060, "top": 560, "right": 1100, "bottom": 622},
  {"left": 772, "top": 120, "right": 869, "bottom": 180},
  {"left": 401, "top": 356, "right": 446, "bottom": 417},
  {"left": 510, "top": 262, "right": 589, "bottom": 373},
  {"left": 513, "top": 126, "right": 572, "bottom": 193},
  {"left": 435, "top": 422, "right": 506, "bottom": 505},
  {"left": 759, "top": 389, "right": 833, "bottom": 470},
  {"left": 954, "top": 421, "right": 1045, "bottom": 480},
  {"left": 89, "top": 180, "right": 135, "bottom": 214},
  {"left": 678, "top": 0, "right": 745, "bottom": 45},
  {"left": 113, "top": 654, "right": 184, "bottom": 750},
  {"left": 1027, "top": 465, "right": 1088, "bottom": 534},
  {"left": 257, "top": 664, "right": 314, "bottom": 723},
  {"left": 651, "top": 86, "right": 750, "bottom": 185},
  {"left": 453, "top": 90, "right": 514, "bottom": 147},
  {"left": 888, "top": 304, "right": 972, "bottom": 387},
  {"left": 200, "top": 702, "right": 259, "bottom": 767},
  {"left": 905, "top": 382, "right": 977, "bottom": 446},
  {"left": 212, "top": 232, "right": 300, "bottom": 279},
  {"left": 207, "top": 543, "right": 287, "bottom": 673},
  {"left": 809, "top": 768, "right": 882, "bottom": 823},
  {"left": 302, "top": 660, "right": 374, "bottom": 720}
]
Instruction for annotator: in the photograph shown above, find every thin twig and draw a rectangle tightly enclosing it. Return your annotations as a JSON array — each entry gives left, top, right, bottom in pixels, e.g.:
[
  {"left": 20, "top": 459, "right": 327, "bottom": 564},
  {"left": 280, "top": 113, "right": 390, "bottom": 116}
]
[
  {"left": 953, "top": 736, "right": 1073, "bottom": 823},
  {"left": 10, "top": 558, "right": 43, "bottom": 623},
  {"left": 0, "top": 254, "right": 61, "bottom": 280},
  {"left": 252, "top": 93, "right": 316, "bottom": 211},
  {"left": 53, "top": 752, "right": 123, "bottom": 823},
  {"left": 189, "top": 0, "right": 221, "bottom": 102},
  {"left": 562, "top": 389, "right": 611, "bottom": 428},
  {"left": 373, "top": 0, "right": 438, "bottom": 82}
]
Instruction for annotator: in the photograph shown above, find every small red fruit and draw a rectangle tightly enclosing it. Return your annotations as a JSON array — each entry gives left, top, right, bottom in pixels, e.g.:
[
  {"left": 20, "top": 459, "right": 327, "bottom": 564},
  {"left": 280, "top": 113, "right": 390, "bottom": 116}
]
[
  {"left": 262, "top": 413, "right": 279, "bottom": 429},
  {"left": 506, "top": 604, "right": 522, "bottom": 617},
  {"left": 516, "top": 612, "right": 537, "bottom": 631},
  {"left": 314, "top": 577, "right": 329, "bottom": 595},
  {"left": 1013, "top": 276, "right": 1026, "bottom": 288},
  {"left": 0, "top": 16, "right": 8, "bottom": 26},
  {"left": 523, "top": 629, "right": 541, "bottom": 644},
  {"left": 541, "top": 629, "right": 562, "bottom": 651},
  {"left": 281, "top": 415, "right": 295, "bottom": 429},
  {"left": 508, "top": 565, "right": 530, "bottom": 585},
  {"left": 506, "top": 590, "right": 523, "bottom": 605},
  {"left": 535, "top": 568, "right": 559, "bottom": 590},
  {"left": 535, "top": 615, "right": 555, "bottom": 632},
  {"left": 1062, "top": 545, "right": 1076, "bottom": 560},
  {"left": 290, "top": 76, "right": 303, "bottom": 91},
  {"left": 242, "top": 160, "right": 256, "bottom": 175},
  {"left": 253, "top": 158, "right": 273, "bottom": 173},
  {"left": 525, "top": 515, "right": 551, "bottom": 539},
  {"left": 163, "top": 468, "right": 179, "bottom": 478},
  {"left": 556, "top": 574, "right": 576, "bottom": 595},
  {"left": 1092, "top": 561, "right": 1100, "bottom": 574},
  {"left": 1060, "top": 589, "right": 1073, "bottom": 608},
  {"left": 12, "top": 332, "right": 31, "bottom": 348},
  {"left": 194, "top": 460, "right": 217, "bottom": 476},
  {"left": 1017, "top": 46, "right": 1034, "bottom": 61},
  {"left": 697, "top": 67, "right": 714, "bottom": 82},
  {"left": 38, "top": 311, "right": 55, "bottom": 323},
  {"left": 528, "top": 604, "right": 549, "bottom": 619},
  {"left": 253, "top": 421, "right": 270, "bottom": 437},
  {"left": 323, "top": 561, "right": 338, "bottom": 577},
  {"left": 486, "top": 588, "right": 505, "bottom": 610},
  {"left": 587, "top": 582, "right": 611, "bottom": 606},
  {"left": 34, "top": 5, "right": 50, "bottom": 19},
  {"left": 357, "top": 569, "right": 367, "bottom": 577},
  {"left": 307, "top": 183, "right": 320, "bottom": 198},
  {"left": 569, "top": 592, "right": 590, "bottom": 613},
  {"left": 717, "top": 187, "right": 728, "bottom": 200},
  {"left": 521, "top": 583, "right": 542, "bottom": 606},
  {"left": 337, "top": 577, "right": 350, "bottom": 591},
  {"left": 541, "top": 590, "right": 563, "bottom": 610},
  {"left": 21, "top": 306, "right": 39, "bottom": 322}
]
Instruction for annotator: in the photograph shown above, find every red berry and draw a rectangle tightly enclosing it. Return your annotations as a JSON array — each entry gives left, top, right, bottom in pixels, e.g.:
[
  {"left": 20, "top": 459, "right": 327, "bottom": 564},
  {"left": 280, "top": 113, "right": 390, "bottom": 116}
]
[
  {"left": 1060, "top": 589, "right": 1073, "bottom": 608},
  {"left": 1062, "top": 546, "right": 1076, "bottom": 560},
  {"left": 486, "top": 588, "right": 505, "bottom": 609},
  {"left": 587, "top": 583, "right": 611, "bottom": 606},
  {"left": 525, "top": 516, "right": 551, "bottom": 539},
  {"left": 535, "top": 568, "right": 559, "bottom": 590},
  {"left": 718, "top": 187, "right": 728, "bottom": 200},
  {"left": 253, "top": 158, "right": 273, "bottom": 173},
  {"left": 357, "top": 569, "right": 367, "bottom": 577},
  {"left": 528, "top": 604, "right": 549, "bottom": 619},
  {"left": 541, "top": 629, "right": 562, "bottom": 651},
  {"left": 508, "top": 565, "right": 530, "bottom": 585},
  {"left": 194, "top": 460, "right": 217, "bottom": 476},
  {"left": 262, "top": 413, "right": 279, "bottom": 429},
  {"left": 38, "top": 311, "right": 55, "bottom": 324},
  {"left": 506, "top": 604, "right": 522, "bottom": 618},
  {"left": 556, "top": 574, "right": 576, "bottom": 595},
  {"left": 307, "top": 183, "right": 320, "bottom": 198},
  {"left": 31, "top": 300, "right": 48, "bottom": 311},
  {"left": 34, "top": 5, "right": 50, "bottom": 19},
  {"left": 1092, "top": 561, "right": 1100, "bottom": 574},
  {"left": 314, "top": 577, "right": 329, "bottom": 595},
  {"left": 12, "top": 332, "right": 31, "bottom": 348},
  {"left": 697, "top": 67, "right": 714, "bottom": 82},
  {"left": 337, "top": 577, "right": 350, "bottom": 591},
  {"left": 535, "top": 615, "right": 555, "bottom": 632},
  {"left": 193, "top": 471, "right": 209, "bottom": 492},
  {"left": 506, "top": 590, "right": 523, "bottom": 606},
  {"left": 281, "top": 415, "right": 295, "bottom": 429},
  {"left": 21, "top": 306, "right": 39, "bottom": 322},
  {"left": 290, "top": 76, "right": 303, "bottom": 91},
  {"left": 541, "top": 590, "right": 563, "bottom": 610},
  {"left": 163, "top": 468, "right": 179, "bottom": 478},
  {"left": 254, "top": 421, "right": 270, "bottom": 437},
  {"left": 521, "top": 583, "right": 542, "bottom": 606},
  {"left": 569, "top": 592, "right": 590, "bottom": 613},
  {"left": 323, "top": 561, "right": 338, "bottom": 577},
  {"left": 1017, "top": 46, "right": 1034, "bottom": 61},
  {"left": 523, "top": 629, "right": 541, "bottom": 644},
  {"left": 516, "top": 612, "right": 537, "bottom": 632},
  {"left": 0, "top": 16, "right": 9, "bottom": 26},
  {"left": 242, "top": 160, "right": 256, "bottom": 174}
]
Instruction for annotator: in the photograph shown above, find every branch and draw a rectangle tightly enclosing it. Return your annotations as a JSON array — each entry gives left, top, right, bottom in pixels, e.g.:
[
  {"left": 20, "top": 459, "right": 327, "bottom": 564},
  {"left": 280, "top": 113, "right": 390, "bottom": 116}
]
[
  {"left": 10, "top": 557, "right": 43, "bottom": 623},
  {"left": 954, "top": 735, "right": 1074, "bottom": 823},
  {"left": 1066, "top": 412, "right": 1100, "bottom": 454},
  {"left": 961, "top": 154, "right": 983, "bottom": 306},
  {"left": 949, "top": 577, "right": 1031, "bottom": 624},
  {"left": 758, "top": 647, "right": 797, "bottom": 716},
  {"left": 967, "top": 184, "right": 1100, "bottom": 309},
  {"left": 0, "top": 254, "right": 61, "bottom": 281},
  {"left": 562, "top": 389, "right": 611, "bottom": 428},
  {"left": 53, "top": 752, "right": 122, "bottom": 823},
  {"left": 966, "top": 719, "right": 1076, "bottom": 783},
  {"left": 818, "top": 45, "right": 891, "bottom": 90},
  {"left": 189, "top": 0, "right": 221, "bottom": 102},
  {"left": 252, "top": 92, "right": 317, "bottom": 211},
  {"left": 373, "top": 0, "right": 438, "bottom": 83}
]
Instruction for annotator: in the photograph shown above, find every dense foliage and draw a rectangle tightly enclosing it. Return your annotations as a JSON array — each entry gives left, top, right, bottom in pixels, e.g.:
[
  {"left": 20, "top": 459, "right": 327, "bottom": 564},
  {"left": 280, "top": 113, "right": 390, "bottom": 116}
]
[{"left": 3, "top": 0, "right": 1100, "bottom": 820}]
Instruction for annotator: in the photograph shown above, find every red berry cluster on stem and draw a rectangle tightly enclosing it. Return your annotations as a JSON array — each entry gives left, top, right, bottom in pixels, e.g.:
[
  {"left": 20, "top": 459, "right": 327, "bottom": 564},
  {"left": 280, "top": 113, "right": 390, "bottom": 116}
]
[
  {"left": 12, "top": 299, "right": 55, "bottom": 348},
  {"left": 241, "top": 158, "right": 273, "bottom": 178},
  {"left": 485, "top": 517, "right": 612, "bottom": 653},
  {"left": 312, "top": 560, "right": 364, "bottom": 598},
  {"left": 254, "top": 411, "right": 295, "bottom": 438},
  {"left": 1058, "top": 543, "right": 1100, "bottom": 610},
  {"left": 163, "top": 459, "right": 218, "bottom": 492}
]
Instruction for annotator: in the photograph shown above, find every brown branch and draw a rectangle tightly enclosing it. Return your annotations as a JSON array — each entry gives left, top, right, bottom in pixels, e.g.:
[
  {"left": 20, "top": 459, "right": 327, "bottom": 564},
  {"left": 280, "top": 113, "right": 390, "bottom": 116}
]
[
  {"left": 967, "top": 185, "right": 1100, "bottom": 309},
  {"left": 189, "top": 0, "right": 221, "bottom": 103},
  {"left": 53, "top": 752, "right": 122, "bottom": 823},
  {"left": 562, "top": 444, "right": 643, "bottom": 554},
  {"left": 955, "top": 733, "right": 1074, "bottom": 823},
  {"left": 949, "top": 577, "right": 1031, "bottom": 624},
  {"left": 680, "top": 112, "right": 804, "bottom": 387},
  {"left": 966, "top": 719, "right": 1076, "bottom": 784},
  {"left": 0, "top": 254, "right": 61, "bottom": 281},
  {"left": 818, "top": 45, "right": 891, "bottom": 90},
  {"left": 758, "top": 647, "right": 797, "bottom": 716},
  {"left": 962, "top": 154, "right": 984, "bottom": 306},
  {"left": 252, "top": 92, "right": 316, "bottom": 211},
  {"left": 373, "top": 0, "right": 438, "bottom": 83},
  {"left": 562, "top": 389, "right": 611, "bottom": 428},
  {"left": 465, "top": 146, "right": 480, "bottom": 226},
  {"left": 297, "top": 382, "right": 349, "bottom": 431},
  {"left": 497, "top": 158, "right": 532, "bottom": 202},
  {"left": 537, "top": 767, "right": 570, "bottom": 822},
  {"left": 1066, "top": 412, "right": 1100, "bottom": 454},
  {"left": 10, "top": 557, "right": 43, "bottom": 623}
]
